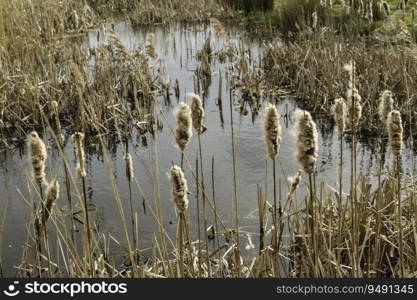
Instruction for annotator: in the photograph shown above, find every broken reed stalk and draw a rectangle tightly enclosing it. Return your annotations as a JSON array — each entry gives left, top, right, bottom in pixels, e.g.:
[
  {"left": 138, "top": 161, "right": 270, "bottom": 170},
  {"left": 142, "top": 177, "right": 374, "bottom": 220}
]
[
  {"left": 263, "top": 103, "right": 281, "bottom": 273},
  {"left": 72, "top": 132, "right": 93, "bottom": 277}
]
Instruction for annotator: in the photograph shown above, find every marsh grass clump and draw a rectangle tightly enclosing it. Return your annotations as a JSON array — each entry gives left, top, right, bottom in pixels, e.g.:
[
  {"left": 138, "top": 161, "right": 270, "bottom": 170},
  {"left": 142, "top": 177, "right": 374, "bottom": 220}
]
[
  {"left": 294, "top": 110, "right": 318, "bottom": 174},
  {"left": 28, "top": 132, "right": 48, "bottom": 186},
  {"left": 263, "top": 104, "right": 281, "bottom": 160},
  {"left": 387, "top": 110, "right": 403, "bottom": 156},
  {"left": 174, "top": 103, "right": 193, "bottom": 152}
]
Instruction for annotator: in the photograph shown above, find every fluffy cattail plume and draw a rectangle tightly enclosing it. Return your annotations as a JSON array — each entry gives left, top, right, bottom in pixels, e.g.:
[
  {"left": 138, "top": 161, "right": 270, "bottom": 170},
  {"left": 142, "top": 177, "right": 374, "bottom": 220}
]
[
  {"left": 189, "top": 93, "right": 206, "bottom": 134},
  {"left": 263, "top": 104, "right": 281, "bottom": 160},
  {"left": 287, "top": 170, "right": 302, "bottom": 198},
  {"left": 174, "top": 102, "right": 193, "bottom": 151},
  {"left": 312, "top": 11, "right": 318, "bottom": 29},
  {"left": 387, "top": 110, "right": 403, "bottom": 156},
  {"left": 124, "top": 153, "right": 133, "bottom": 182},
  {"left": 28, "top": 131, "right": 47, "bottom": 185},
  {"left": 41, "top": 180, "right": 60, "bottom": 224},
  {"left": 294, "top": 110, "right": 318, "bottom": 174},
  {"left": 378, "top": 90, "right": 394, "bottom": 124},
  {"left": 346, "top": 87, "right": 362, "bottom": 129},
  {"left": 331, "top": 97, "right": 346, "bottom": 135},
  {"left": 145, "top": 33, "right": 156, "bottom": 59},
  {"left": 72, "top": 132, "right": 86, "bottom": 178},
  {"left": 169, "top": 165, "right": 189, "bottom": 213}
]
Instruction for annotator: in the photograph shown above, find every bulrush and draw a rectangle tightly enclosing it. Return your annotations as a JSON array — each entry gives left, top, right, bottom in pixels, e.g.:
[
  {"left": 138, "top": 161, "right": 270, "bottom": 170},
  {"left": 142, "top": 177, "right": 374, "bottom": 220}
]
[
  {"left": 288, "top": 170, "right": 302, "bottom": 198},
  {"left": 294, "top": 110, "right": 318, "bottom": 174},
  {"left": 378, "top": 90, "right": 394, "bottom": 124},
  {"left": 331, "top": 98, "right": 346, "bottom": 136},
  {"left": 124, "top": 153, "right": 133, "bottom": 182},
  {"left": 174, "top": 102, "right": 193, "bottom": 151},
  {"left": 263, "top": 104, "right": 281, "bottom": 160},
  {"left": 346, "top": 87, "right": 362, "bottom": 130},
  {"left": 29, "top": 131, "right": 47, "bottom": 185},
  {"left": 72, "top": 132, "right": 86, "bottom": 178},
  {"left": 41, "top": 180, "right": 60, "bottom": 224},
  {"left": 170, "top": 165, "right": 189, "bottom": 213},
  {"left": 145, "top": 33, "right": 156, "bottom": 59},
  {"left": 189, "top": 93, "right": 206, "bottom": 134},
  {"left": 387, "top": 110, "right": 403, "bottom": 156}
]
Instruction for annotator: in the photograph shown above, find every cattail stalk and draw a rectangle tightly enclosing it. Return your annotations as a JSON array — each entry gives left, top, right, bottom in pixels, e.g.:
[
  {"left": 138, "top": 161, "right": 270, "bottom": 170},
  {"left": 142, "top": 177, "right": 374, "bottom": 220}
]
[
  {"left": 387, "top": 110, "right": 404, "bottom": 277},
  {"left": 52, "top": 101, "right": 75, "bottom": 245},
  {"left": 125, "top": 152, "right": 137, "bottom": 253},
  {"left": 72, "top": 132, "right": 92, "bottom": 276},
  {"left": 294, "top": 110, "right": 318, "bottom": 277},
  {"left": 41, "top": 180, "right": 60, "bottom": 277},
  {"left": 331, "top": 98, "right": 346, "bottom": 247},
  {"left": 263, "top": 104, "right": 281, "bottom": 268},
  {"left": 190, "top": 93, "right": 211, "bottom": 275},
  {"left": 29, "top": 131, "right": 47, "bottom": 277},
  {"left": 170, "top": 165, "right": 189, "bottom": 277}
]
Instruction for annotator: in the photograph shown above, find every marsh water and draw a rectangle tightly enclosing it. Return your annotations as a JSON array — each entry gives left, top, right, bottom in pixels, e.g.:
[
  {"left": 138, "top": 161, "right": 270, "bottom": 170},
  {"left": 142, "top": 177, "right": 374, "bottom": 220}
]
[{"left": 0, "top": 22, "right": 416, "bottom": 276}]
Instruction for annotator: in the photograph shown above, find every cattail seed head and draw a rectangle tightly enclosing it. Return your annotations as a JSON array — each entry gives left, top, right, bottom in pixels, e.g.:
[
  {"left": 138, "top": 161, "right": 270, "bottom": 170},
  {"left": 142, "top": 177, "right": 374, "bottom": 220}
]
[
  {"left": 294, "top": 110, "right": 318, "bottom": 174},
  {"left": 169, "top": 165, "right": 189, "bottom": 213},
  {"left": 264, "top": 104, "right": 281, "bottom": 160},
  {"left": 287, "top": 170, "right": 302, "bottom": 198},
  {"left": 42, "top": 180, "right": 60, "bottom": 224},
  {"left": 174, "top": 102, "right": 193, "bottom": 151},
  {"left": 331, "top": 97, "right": 346, "bottom": 135},
  {"left": 28, "top": 131, "right": 47, "bottom": 185},
  {"left": 346, "top": 87, "right": 362, "bottom": 130},
  {"left": 125, "top": 152, "right": 133, "bottom": 182},
  {"left": 145, "top": 33, "right": 156, "bottom": 59},
  {"left": 51, "top": 101, "right": 65, "bottom": 147},
  {"left": 72, "top": 132, "right": 86, "bottom": 178},
  {"left": 387, "top": 110, "right": 403, "bottom": 156},
  {"left": 378, "top": 90, "right": 394, "bottom": 124},
  {"left": 189, "top": 93, "right": 206, "bottom": 134}
]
